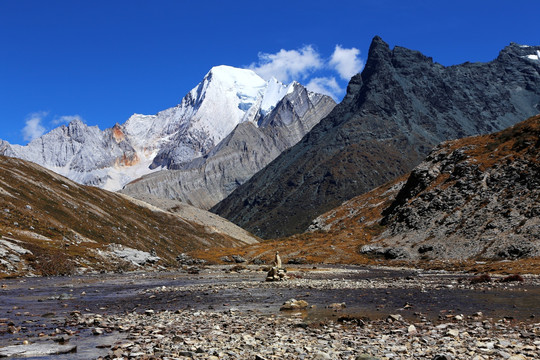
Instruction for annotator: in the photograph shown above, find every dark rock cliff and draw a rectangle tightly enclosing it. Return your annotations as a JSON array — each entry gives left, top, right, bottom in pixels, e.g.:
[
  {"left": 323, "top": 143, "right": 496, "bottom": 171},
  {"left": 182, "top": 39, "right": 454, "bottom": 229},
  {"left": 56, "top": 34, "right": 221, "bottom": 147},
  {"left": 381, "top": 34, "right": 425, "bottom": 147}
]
[
  {"left": 375, "top": 115, "right": 540, "bottom": 260},
  {"left": 212, "top": 36, "right": 540, "bottom": 239}
]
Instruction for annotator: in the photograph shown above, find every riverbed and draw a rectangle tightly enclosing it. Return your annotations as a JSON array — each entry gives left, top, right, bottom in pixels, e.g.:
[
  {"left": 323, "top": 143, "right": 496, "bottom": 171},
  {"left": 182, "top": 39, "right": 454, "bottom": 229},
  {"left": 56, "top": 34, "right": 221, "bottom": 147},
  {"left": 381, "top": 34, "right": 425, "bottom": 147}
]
[{"left": 1, "top": 265, "right": 539, "bottom": 359}]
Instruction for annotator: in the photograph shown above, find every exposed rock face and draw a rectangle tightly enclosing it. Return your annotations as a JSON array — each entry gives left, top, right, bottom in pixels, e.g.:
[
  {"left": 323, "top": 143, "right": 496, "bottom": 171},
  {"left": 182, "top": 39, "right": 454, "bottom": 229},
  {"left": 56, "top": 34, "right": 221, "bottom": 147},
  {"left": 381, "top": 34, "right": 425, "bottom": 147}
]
[
  {"left": 212, "top": 36, "right": 540, "bottom": 239},
  {"left": 0, "top": 120, "right": 136, "bottom": 188},
  {"left": 121, "top": 84, "right": 335, "bottom": 209},
  {"left": 0, "top": 66, "right": 332, "bottom": 192},
  {"left": 377, "top": 115, "right": 540, "bottom": 260}
]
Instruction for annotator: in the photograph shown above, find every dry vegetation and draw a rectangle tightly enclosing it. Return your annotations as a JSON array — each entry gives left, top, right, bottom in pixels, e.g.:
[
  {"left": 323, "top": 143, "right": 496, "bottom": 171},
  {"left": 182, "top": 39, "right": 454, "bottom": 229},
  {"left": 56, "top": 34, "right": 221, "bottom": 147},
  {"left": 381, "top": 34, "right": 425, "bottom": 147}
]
[
  {"left": 191, "top": 115, "right": 540, "bottom": 274},
  {"left": 0, "top": 156, "right": 253, "bottom": 277}
]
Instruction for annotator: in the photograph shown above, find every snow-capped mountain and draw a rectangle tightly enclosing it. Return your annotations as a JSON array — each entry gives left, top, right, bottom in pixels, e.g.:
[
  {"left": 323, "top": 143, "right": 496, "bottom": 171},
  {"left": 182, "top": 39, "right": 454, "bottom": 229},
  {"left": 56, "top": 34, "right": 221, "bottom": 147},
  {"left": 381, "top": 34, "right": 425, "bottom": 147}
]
[
  {"left": 0, "top": 66, "right": 317, "bottom": 191},
  {"left": 120, "top": 82, "right": 336, "bottom": 209}
]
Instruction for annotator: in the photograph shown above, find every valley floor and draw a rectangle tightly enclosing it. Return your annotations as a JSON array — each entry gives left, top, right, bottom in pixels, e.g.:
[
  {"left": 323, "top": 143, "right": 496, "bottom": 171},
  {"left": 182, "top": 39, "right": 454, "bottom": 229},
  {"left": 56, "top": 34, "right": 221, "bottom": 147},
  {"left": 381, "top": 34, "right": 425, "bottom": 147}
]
[{"left": 0, "top": 265, "right": 539, "bottom": 359}]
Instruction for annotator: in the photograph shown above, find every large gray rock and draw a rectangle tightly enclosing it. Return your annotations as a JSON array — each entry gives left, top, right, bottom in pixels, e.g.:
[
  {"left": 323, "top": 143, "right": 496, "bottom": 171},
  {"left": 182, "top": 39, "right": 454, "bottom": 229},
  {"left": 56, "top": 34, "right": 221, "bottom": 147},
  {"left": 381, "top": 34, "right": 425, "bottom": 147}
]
[
  {"left": 212, "top": 36, "right": 540, "bottom": 239},
  {"left": 0, "top": 343, "right": 77, "bottom": 357},
  {"left": 121, "top": 84, "right": 335, "bottom": 209}
]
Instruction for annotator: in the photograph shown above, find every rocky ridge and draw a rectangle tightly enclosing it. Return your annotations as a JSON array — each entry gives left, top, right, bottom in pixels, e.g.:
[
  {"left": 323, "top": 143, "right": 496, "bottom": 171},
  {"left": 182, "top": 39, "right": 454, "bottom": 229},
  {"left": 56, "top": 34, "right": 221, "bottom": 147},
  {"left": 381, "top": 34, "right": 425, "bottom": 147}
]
[
  {"left": 121, "top": 83, "right": 335, "bottom": 209},
  {"left": 374, "top": 114, "right": 540, "bottom": 260},
  {"left": 212, "top": 36, "right": 540, "bottom": 239},
  {"left": 307, "top": 114, "right": 540, "bottom": 261}
]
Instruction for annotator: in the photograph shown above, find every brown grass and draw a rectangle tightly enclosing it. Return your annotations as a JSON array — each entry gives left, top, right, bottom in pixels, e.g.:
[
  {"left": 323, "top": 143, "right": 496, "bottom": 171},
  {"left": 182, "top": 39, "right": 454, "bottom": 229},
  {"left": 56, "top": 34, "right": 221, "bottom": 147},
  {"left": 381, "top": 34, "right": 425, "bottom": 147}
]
[
  {"left": 0, "top": 155, "right": 253, "bottom": 276},
  {"left": 190, "top": 115, "right": 540, "bottom": 275}
]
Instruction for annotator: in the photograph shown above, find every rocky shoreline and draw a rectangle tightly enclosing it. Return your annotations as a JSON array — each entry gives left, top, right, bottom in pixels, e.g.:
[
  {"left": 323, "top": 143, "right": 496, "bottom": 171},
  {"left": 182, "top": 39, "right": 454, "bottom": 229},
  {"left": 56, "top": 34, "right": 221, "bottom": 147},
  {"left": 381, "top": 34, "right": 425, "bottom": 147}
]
[
  {"left": 1, "top": 266, "right": 539, "bottom": 359},
  {"left": 70, "top": 308, "right": 539, "bottom": 360}
]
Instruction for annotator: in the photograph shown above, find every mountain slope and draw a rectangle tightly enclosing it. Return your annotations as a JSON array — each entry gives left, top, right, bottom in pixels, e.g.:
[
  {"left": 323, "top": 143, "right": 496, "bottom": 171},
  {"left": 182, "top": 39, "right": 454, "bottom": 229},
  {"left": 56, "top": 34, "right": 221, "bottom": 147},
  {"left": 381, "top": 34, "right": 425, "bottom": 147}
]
[
  {"left": 120, "top": 83, "right": 335, "bottom": 209},
  {"left": 191, "top": 115, "right": 539, "bottom": 270},
  {"left": 376, "top": 114, "right": 540, "bottom": 260},
  {"left": 0, "top": 66, "right": 316, "bottom": 191},
  {"left": 0, "top": 155, "right": 258, "bottom": 277},
  {"left": 212, "top": 36, "right": 540, "bottom": 239},
  {"left": 310, "top": 114, "right": 540, "bottom": 261}
]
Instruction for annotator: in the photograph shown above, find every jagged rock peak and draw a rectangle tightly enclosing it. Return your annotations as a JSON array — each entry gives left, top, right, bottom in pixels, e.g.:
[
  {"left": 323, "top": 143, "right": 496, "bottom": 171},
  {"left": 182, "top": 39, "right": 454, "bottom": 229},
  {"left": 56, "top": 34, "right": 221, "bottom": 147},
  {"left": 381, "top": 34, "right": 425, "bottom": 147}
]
[
  {"left": 498, "top": 42, "right": 540, "bottom": 60},
  {"left": 212, "top": 37, "right": 540, "bottom": 239}
]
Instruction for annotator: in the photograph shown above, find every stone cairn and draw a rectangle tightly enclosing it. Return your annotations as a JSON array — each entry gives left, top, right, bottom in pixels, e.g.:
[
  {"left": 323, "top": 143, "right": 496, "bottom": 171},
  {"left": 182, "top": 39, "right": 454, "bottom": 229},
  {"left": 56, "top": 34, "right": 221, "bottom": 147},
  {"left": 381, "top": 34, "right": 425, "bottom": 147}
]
[{"left": 265, "top": 251, "right": 287, "bottom": 281}]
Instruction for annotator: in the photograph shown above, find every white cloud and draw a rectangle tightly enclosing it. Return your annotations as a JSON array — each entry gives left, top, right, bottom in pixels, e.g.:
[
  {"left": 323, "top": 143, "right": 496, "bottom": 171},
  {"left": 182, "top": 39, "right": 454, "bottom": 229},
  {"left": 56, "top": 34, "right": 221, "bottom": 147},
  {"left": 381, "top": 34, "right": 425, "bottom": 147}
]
[
  {"left": 22, "top": 112, "right": 48, "bottom": 142},
  {"left": 249, "top": 45, "right": 323, "bottom": 83},
  {"left": 306, "top": 77, "right": 343, "bottom": 101},
  {"left": 329, "top": 45, "right": 364, "bottom": 80},
  {"left": 52, "top": 114, "right": 84, "bottom": 125}
]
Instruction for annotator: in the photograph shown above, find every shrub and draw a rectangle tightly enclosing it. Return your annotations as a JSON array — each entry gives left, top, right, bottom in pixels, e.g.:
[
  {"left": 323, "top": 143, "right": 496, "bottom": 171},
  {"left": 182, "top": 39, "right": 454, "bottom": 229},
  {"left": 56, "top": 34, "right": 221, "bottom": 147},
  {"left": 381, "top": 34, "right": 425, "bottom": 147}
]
[
  {"left": 33, "top": 252, "right": 75, "bottom": 276},
  {"left": 24, "top": 244, "right": 75, "bottom": 277},
  {"left": 470, "top": 274, "right": 491, "bottom": 284},
  {"left": 500, "top": 274, "right": 524, "bottom": 283}
]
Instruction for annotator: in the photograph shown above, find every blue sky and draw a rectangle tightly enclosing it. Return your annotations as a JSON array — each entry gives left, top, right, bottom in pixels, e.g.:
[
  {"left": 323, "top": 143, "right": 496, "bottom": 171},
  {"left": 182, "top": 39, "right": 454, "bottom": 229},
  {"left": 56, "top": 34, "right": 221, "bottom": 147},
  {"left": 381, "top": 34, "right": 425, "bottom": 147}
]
[{"left": 1, "top": 0, "right": 539, "bottom": 144}]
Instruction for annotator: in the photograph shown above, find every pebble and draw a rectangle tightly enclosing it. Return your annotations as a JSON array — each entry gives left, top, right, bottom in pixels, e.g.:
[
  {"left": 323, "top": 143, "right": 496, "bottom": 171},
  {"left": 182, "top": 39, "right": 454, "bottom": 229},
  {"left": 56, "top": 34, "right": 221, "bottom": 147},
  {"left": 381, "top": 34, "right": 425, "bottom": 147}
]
[
  {"left": 59, "top": 307, "right": 540, "bottom": 360},
  {"left": 4, "top": 267, "right": 540, "bottom": 360},
  {"left": 280, "top": 299, "right": 309, "bottom": 311}
]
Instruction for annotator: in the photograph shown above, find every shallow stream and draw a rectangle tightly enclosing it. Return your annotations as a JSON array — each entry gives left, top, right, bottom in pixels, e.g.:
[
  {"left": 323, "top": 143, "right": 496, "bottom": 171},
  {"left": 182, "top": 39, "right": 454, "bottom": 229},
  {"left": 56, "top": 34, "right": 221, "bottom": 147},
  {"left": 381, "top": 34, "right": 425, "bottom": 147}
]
[{"left": 1, "top": 265, "right": 539, "bottom": 359}]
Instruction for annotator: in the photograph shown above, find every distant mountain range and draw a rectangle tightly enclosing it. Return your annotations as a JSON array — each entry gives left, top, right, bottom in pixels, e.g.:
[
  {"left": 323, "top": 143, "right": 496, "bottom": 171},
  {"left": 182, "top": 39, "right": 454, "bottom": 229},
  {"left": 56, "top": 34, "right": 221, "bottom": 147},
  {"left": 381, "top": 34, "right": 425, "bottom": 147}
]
[
  {"left": 212, "top": 36, "right": 540, "bottom": 239},
  {"left": 0, "top": 66, "right": 334, "bottom": 204}
]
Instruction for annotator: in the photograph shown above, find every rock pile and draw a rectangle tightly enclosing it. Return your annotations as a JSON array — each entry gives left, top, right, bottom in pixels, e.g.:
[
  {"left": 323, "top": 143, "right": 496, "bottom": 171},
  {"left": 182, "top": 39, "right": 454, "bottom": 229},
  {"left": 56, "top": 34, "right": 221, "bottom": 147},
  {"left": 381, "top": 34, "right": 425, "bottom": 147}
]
[
  {"left": 176, "top": 253, "right": 206, "bottom": 266},
  {"left": 265, "top": 266, "right": 287, "bottom": 282},
  {"left": 265, "top": 251, "right": 288, "bottom": 282}
]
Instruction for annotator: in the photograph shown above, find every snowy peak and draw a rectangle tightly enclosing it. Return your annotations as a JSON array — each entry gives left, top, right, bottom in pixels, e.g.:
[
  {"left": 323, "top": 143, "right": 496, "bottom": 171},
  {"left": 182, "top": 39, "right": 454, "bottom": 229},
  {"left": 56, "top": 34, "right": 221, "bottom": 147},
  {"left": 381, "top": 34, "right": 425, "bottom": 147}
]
[
  {"left": 205, "top": 65, "right": 267, "bottom": 90},
  {"left": 148, "top": 66, "right": 296, "bottom": 169},
  {"left": 260, "top": 77, "right": 291, "bottom": 114},
  {"left": 193, "top": 66, "right": 267, "bottom": 115},
  {"left": 198, "top": 66, "right": 293, "bottom": 119},
  {"left": 0, "top": 65, "right": 327, "bottom": 192}
]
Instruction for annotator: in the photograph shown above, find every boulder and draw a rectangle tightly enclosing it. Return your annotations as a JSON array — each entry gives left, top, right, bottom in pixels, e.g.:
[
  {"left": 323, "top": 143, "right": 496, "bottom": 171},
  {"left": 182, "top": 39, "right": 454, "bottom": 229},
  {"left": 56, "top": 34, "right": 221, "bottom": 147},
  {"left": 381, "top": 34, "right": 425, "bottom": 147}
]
[{"left": 280, "top": 299, "right": 309, "bottom": 311}]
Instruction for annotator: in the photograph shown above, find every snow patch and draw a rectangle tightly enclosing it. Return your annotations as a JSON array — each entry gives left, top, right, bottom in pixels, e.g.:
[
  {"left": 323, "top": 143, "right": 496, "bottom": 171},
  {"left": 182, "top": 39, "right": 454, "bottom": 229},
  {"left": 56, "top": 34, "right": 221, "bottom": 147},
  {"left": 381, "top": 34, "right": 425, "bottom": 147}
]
[
  {"left": 525, "top": 50, "right": 540, "bottom": 61},
  {"left": 260, "top": 77, "right": 290, "bottom": 114},
  {"left": 104, "top": 244, "right": 160, "bottom": 266}
]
